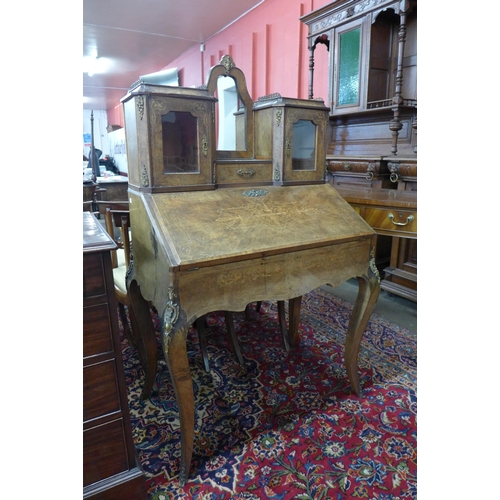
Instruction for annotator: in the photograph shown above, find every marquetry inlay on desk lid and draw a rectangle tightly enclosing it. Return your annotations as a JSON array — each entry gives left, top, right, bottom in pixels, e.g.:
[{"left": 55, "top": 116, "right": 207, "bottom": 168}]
[{"left": 145, "top": 184, "right": 374, "bottom": 269}]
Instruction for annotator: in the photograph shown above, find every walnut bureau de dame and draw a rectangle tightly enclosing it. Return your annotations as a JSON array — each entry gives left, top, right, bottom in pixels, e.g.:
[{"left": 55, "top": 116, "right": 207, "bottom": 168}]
[{"left": 121, "top": 56, "right": 380, "bottom": 485}]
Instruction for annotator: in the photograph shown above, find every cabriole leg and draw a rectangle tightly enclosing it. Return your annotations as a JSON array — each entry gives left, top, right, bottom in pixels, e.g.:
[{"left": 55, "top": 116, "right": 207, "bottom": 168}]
[
  {"left": 161, "top": 291, "right": 194, "bottom": 487},
  {"left": 344, "top": 260, "right": 380, "bottom": 396}
]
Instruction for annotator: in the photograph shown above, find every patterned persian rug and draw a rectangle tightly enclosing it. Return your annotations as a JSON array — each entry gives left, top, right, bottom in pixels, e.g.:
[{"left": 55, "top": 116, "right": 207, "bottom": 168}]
[{"left": 119, "top": 287, "right": 417, "bottom": 499}]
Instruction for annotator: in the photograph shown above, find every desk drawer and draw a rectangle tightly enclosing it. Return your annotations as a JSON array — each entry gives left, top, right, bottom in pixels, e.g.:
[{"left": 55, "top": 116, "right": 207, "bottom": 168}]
[
  {"left": 364, "top": 207, "right": 417, "bottom": 235},
  {"left": 217, "top": 162, "right": 272, "bottom": 184}
]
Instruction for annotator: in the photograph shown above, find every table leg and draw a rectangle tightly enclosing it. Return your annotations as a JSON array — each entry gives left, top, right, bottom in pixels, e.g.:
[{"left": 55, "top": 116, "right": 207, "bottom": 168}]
[
  {"left": 277, "top": 301, "right": 290, "bottom": 351},
  {"left": 196, "top": 318, "right": 211, "bottom": 373},
  {"left": 161, "top": 305, "right": 194, "bottom": 487},
  {"left": 224, "top": 311, "right": 245, "bottom": 365},
  {"left": 344, "top": 270, "right": 380, "bottom": 396},
  {"left": 127, "top": 278, "right": 158, "bottom": 400},
  {"left": 288, "top": 296, "right": 302, "bottom": 348}
]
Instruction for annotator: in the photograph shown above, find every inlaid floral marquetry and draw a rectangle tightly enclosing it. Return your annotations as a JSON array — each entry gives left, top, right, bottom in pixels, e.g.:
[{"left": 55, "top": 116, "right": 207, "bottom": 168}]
[
  {"left": 149, "top": 184, "right": 364, "bottom": 266},
  {"left": 215, "top": 199, "right": 320, "bottom": 231},
  {"left": 217, "top": 265, "right": 286, "bottom": 288}
]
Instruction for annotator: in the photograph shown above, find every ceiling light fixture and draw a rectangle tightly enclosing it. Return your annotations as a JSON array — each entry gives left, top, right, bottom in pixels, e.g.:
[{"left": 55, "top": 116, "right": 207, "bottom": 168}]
[{"left": 83, "top": 53, "right": 110, "bottom": 77}]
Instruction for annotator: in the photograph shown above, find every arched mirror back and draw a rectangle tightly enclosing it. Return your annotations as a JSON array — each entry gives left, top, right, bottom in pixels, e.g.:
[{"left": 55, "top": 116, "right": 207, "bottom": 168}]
[{"left": 206, "top": 55, "right": 254, "bottom": 159}]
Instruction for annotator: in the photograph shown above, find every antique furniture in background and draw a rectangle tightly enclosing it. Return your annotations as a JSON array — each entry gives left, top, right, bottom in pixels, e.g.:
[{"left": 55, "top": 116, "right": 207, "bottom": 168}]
[
  {"left": 121, "top": 55, "right": 380, "bottom": 485},
  {"left": 83, "top": 182, "right": 97, "bottom": 213},
  {"left": 94, "top": 177, "right": 130, "bottom": 216},
  {"left": 103, "top": 206, "right": 139, "bottom": 346},
  {"left": 83, "top": 183, "right": 97, "bottom": 203},
  {"left": 83, "top": 212, "right": 147, "bottom": 499},
  {"left": 301, "top": 0, "right": 417, "bottom": 300},
  {"left": 335, "top": 185, "right": 416, "bottom": 301}
]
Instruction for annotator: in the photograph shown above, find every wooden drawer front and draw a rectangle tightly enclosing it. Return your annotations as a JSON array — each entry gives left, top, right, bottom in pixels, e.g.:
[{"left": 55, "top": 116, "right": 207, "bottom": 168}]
[
  {"left": 84, "top": 253, "right": 107, "bottom": 298},
  {"left": 217, "top": 163, "right": 272, "bottom": 183},
  {"left": 83, "top": 360, "right": 121, "bottom": 422},
  {"left": 364, "top": 207, "right": 417, "bottom": 235},
  {"left": 333, "top": 176, "right": 376, "bottom": 188},
  {"left": 327, "top": 160, "right": 386, "bottom": 178},
  {"left": 328, "top": 161, "right": 374, "bottom": 174},
  {"left": 84, "top": 303, "right": 114, "bottom": 357},
  {"left": 83, "top": 418, "right": 129, "bottom": 486},
  {"left": 84, "top": 473, "right": 148, "bottom": 500}
]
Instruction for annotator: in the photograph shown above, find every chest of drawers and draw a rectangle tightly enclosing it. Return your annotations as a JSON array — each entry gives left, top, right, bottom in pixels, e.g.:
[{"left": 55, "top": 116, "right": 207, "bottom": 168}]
[{"left": 83, "top": 212, "right": 147, "bottom": 499}]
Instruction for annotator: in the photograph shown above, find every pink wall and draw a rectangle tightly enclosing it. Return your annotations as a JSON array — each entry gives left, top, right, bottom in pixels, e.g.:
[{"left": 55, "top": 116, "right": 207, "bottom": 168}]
[
  {"left": 107, "top": 102, "right": 126, "bottom": 128},
  {"left": 107, "top": 0, "right": 332, "bottom": 124}
]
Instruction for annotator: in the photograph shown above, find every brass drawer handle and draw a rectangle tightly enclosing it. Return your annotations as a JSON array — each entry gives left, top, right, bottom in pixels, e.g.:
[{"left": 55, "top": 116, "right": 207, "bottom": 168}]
[
  {"left": 237, "top": 168, "right": 256, "bottom": 177},
  {"left": 388, "top": 212, "right": 414, "bottom": 226}
]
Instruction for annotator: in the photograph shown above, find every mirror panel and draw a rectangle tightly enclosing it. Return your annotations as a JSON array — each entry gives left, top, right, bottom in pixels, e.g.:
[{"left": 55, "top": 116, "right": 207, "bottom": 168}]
[
  {"left": 206, "top": 55, "right": 254, "bottom": 159},
  {"left": 216, "top": 76, "right": 246, "bottom": 151}
]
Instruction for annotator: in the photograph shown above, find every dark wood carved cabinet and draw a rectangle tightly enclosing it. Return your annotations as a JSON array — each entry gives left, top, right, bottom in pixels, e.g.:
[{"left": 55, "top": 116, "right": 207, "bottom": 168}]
[
  {"left": 301, "top": 0, "right": 417, "bottom": 301},
  {"left": 83, "top": 212, "right": 147, "bottom": 499}
]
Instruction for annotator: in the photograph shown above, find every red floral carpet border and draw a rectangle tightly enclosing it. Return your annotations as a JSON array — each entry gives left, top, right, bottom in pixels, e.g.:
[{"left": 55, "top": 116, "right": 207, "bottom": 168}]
[{"left": 119, "top": 287, "right": 417, "bottom": 499}]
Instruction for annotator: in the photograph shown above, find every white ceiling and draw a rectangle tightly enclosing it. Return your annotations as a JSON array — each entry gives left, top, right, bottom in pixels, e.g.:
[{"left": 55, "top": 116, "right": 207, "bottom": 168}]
[{"left": 83, "top": 0, "right": 264, "bottom": 110}]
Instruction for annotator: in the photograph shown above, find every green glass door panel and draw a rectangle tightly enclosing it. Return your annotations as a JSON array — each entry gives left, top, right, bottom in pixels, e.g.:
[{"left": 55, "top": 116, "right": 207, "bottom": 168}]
[{"left": 337, "top": 27, "right": 361, "bottom": 106}]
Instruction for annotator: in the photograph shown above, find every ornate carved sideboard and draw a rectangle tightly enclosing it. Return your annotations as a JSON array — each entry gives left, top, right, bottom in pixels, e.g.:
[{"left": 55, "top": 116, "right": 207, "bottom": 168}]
[{"left": 301, "top": 0, "right": 417, "bottom": 300}]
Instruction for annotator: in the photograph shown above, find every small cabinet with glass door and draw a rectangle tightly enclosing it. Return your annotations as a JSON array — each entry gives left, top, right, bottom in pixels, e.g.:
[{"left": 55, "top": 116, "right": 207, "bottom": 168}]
[
  {"left": 253, "top": 95, "right": 329, "bottom": 185},
  {"left": 122, "top": 85, "right": 217, "bottom": 192}
]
